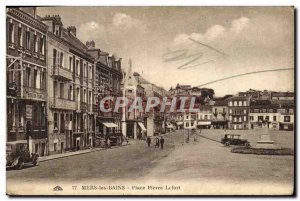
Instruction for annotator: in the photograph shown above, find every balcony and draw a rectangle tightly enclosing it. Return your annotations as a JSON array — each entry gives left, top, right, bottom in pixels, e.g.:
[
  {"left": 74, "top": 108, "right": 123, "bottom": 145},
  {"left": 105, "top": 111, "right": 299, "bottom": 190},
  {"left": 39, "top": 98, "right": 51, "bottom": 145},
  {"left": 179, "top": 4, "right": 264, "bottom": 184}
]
[
  {"left": 80, "top": 102, "right": 87, "bottom": 112},
  {"left": 21, "top": 86, "right": 47, "bottom": 101},
  {"left": 52, "top": 65, "right": 73, "bottom": 81},
  {"left": 50, "top": 98, "right": 76, "bottom": 110}
]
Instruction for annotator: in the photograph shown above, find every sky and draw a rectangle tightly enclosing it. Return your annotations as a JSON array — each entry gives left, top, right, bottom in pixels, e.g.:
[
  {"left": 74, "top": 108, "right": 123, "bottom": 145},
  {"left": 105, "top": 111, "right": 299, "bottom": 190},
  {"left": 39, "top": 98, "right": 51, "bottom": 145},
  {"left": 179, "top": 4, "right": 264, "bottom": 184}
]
[{"left": 37, "top": 6, "right": 294, "bottom": 96}]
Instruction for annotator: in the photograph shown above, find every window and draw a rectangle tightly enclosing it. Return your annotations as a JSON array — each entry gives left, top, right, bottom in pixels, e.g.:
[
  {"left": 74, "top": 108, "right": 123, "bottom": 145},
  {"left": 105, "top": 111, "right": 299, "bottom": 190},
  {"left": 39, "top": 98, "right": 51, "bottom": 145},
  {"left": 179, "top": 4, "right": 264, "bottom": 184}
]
[
  {"left": 265, "top": 116, "right": 269, "bottom": 121},
  {"left": 68, "top": 85, "right": 73, "bottom": 100},
  {"left": 18, "top": 25, "right": 23, "bottom": 46},
  {"left": 60, "top": 83, "right": 64, "bottom": 98},
  {"left": 273, "top": 116, "right": 277, "bottom": 121},
  {"left": 84, "top": 89, "right": 87, "bottom": 102},
  {"left": 239, "top": 101, "right": 242, "bottom": 106},
  {"left": 229, "top": 109, "right": 232, "bottom": 114},
  {"left": 185, "top": 123, "right": 189, "bottom": 127},
  {"left": 243, "top": 109, "right": 247, "bottom": 114},
  {"left": 204, "top": 115, "right": 207, "bottom": 120},
  {"left": 89, "top": 65, "right": 92, "bottom": 79},
  {"left": 243, "top": 101, "right": 247, "bottom": 106},
  {"left": 26, "top": 68, "right": 31, "bottom": 87},
  {"left": 250, "top": 116, "right": 254, "bottom": 121},
  {"left": 33, "top": 34, "right": 38, "bottom": 52},
  {"left": 258, "top": 116, "right": 263, "bottom": 122},
  {"left": 53, "top": 49, "right": 57, "bottom": 66},
  {"left": 85, "top": 63, "right": 88, "bottom": 78},
  {"left": 234, "top": 101, "right": 237, "bottom": 106},
  {"left": 25, "top": 30, "right": 30, "bottom": 50},
  {"left": 233, "top": 117, "right": 236, "bottom": 122},
  {"left": 60, "top": 52, "right": 64, "bottom": 67},
  {"left": 69, "top": 57, "right": 73, "bottom": 71},
  {"left": 229, "top": 101, "right": 232, "bottom": 106},
  {"left": 54, "top": 25, "right": 60, "bottom": 36},
  {"left": 284, "top": 116, "right": 290, "bottom": 122},
  {"left": 54, "top": 113, "right": 58, "bottom": 128},
  {"left": 9, "top": 21, "right": 14, "bottom": 43},
  {"left": 53, "top": 81, "right": 57, "bottom": 98},
  {"left": 76, "top": 60, "right": 80, "bottom": 76},
  {"left": 243, "top": 116, "right": 246, "bottom": 121},
  {"left": 40, "top": 36, "right": 45, "bottom": 55},
  {"left": 229, "top": 116, "right": 232, "bottom": 121},
  {"left": 191, "top": 122, "right": 194, "bottom": 127},
  {"left": 33, "top": 70, "right": 37, "bottom": 88}
]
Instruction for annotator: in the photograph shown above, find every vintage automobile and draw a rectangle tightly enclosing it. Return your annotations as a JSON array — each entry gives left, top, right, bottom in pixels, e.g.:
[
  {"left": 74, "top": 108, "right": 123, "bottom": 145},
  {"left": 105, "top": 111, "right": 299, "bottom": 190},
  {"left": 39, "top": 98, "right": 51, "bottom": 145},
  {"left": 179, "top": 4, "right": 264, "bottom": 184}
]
[
  {"left": 221, "top": 134, "right": 250, "bottom": 147},
  {"left": 95, "top": 133, "right": 123, "bottom": 148},
  {"left": 6, "top": 140, "right": 39, "bottom": 169}
]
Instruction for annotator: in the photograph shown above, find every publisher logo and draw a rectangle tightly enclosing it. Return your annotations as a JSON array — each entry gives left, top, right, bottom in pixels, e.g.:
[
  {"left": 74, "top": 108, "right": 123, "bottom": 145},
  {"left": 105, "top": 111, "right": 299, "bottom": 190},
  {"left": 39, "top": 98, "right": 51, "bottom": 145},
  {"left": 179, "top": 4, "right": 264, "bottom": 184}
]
[{"left": 53, "top": 186, "right": 63, "bottom": 191}]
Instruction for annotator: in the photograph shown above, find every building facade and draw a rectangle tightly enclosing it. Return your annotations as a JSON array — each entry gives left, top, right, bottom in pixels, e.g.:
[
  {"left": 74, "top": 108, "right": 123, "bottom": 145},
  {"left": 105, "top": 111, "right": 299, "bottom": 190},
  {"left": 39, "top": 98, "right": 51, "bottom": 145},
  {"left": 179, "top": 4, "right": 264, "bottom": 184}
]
[
  {"left": 86, "top": 41, "right": 123, "bottom": 139},
  {"left": 7, "top": 7, "right": 48, "bottom": 156},
  {"left": 228, "top": 96, "right": 250, "bottom": 130},
  {"left": 211, "top": 100, "right": 228, "bottom": 129}
]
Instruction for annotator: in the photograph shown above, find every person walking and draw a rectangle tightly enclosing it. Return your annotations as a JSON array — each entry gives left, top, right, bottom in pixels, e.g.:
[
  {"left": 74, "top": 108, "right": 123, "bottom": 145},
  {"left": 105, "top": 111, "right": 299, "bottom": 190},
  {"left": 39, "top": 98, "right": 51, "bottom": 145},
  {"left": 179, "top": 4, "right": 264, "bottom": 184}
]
[
  {"left": 160, "top": 137, "right": 165, "bottom": 149},
  {"left": 155, "top": 137, "right": 160, "bottom": 148},
  {"left": 146, "top": 136, "right": 151, "bottom": 147}
]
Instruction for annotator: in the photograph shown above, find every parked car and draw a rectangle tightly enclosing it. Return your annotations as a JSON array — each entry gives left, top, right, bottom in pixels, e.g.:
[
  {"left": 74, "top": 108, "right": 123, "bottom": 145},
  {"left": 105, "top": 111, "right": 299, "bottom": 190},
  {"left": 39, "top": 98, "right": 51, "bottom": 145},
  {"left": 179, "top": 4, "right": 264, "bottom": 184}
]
[
  {"left": 166, "top": 123, "right": 176, "bottom": 132},
  {"left": 221, "top": 134, "right": 250, "bottom": 147},
  {"left": 6, "top": 140, "right": 39, "bottom": 169}
]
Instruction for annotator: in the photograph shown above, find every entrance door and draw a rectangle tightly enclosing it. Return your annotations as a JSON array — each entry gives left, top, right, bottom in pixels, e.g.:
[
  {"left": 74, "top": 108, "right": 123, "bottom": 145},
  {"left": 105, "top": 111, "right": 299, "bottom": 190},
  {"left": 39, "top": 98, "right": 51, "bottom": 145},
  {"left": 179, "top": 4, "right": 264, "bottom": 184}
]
[
  {"left": 41, "top": 143, "right": 45, "bottom": 156},
  {"left": 76, "top": 137, "right": 80, "bottom": 150},
  {"left": 61, "top": 142, "right": 64, "bottom": 153}
]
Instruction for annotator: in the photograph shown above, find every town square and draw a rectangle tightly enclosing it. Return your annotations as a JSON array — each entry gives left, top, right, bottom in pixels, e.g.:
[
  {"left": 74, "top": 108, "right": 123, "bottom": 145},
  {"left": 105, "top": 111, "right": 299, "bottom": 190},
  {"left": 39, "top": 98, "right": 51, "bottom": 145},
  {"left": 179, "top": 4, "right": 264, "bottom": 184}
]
[{"left": 6, "top": 6, "right": 294, "bottom": 195}]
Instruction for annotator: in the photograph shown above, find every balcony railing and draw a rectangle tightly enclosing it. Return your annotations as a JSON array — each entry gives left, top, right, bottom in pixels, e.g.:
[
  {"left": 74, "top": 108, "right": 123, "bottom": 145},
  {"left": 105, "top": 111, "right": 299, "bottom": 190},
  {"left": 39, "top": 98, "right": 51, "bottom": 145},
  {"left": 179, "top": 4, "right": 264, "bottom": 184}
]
[
  {"left": 52, "top": 65, "right": 73, "bottom": 81},
  {"left": 50, "top": 98, "right": 76, "bottom": 110},
  {"left": 22, "top": 86, "right": 47, "bottom": 101},
  {"left": 80, "top": 102, "right": 87, "bottom": 112}
]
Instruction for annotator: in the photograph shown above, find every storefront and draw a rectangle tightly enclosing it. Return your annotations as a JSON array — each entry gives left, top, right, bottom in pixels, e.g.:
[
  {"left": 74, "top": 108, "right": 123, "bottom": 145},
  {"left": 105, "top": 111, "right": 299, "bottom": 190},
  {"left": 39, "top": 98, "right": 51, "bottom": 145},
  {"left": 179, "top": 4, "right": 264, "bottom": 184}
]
[{"left": 197, "top": 121, "right": 211, "bottom": 129}]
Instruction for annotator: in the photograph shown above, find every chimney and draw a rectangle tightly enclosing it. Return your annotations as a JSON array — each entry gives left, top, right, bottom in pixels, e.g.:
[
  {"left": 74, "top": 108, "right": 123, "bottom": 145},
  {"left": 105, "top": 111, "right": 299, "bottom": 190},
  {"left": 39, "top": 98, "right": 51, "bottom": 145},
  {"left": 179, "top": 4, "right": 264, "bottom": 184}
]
[
  {"left": 86, "top": 40, "right": 95, "bottom": 49},
  {"left": 67, "top": 26, "right": 76, "bottom": 36}
]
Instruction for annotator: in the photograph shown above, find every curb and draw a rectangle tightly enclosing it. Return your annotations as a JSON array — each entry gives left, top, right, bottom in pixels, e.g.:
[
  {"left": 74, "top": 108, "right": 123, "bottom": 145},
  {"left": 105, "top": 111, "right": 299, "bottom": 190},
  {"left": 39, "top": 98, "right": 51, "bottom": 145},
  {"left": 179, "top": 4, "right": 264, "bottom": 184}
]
[{"left": 39, "top": 144, "right": 130, "bottom": 162}]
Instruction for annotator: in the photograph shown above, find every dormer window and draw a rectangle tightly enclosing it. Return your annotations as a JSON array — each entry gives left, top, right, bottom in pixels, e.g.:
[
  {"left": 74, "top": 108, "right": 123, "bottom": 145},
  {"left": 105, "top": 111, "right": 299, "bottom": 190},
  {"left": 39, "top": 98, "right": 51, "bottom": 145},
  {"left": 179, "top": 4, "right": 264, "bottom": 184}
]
[{"left": 54, "top": 25, "right": 60, "bottom": 36}]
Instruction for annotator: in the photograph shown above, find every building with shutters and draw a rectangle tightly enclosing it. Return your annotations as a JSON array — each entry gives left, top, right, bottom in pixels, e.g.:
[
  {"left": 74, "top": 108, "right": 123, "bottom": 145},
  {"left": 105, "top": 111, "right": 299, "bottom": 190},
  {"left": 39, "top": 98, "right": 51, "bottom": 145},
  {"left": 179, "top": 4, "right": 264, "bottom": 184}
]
[
  {"left": 41, "top": 15, "right": 96, "bottom": 153},
  {"left": 6, "top": 7, "right": 48, "bottom": 156}
]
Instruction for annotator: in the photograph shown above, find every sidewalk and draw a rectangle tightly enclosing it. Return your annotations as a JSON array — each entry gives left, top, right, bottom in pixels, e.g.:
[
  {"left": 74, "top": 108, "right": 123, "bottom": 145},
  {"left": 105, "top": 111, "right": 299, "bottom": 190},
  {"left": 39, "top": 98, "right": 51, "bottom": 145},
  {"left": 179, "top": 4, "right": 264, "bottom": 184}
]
[{"left": 39, "top": 143, "right": 130, "bottom": 162}]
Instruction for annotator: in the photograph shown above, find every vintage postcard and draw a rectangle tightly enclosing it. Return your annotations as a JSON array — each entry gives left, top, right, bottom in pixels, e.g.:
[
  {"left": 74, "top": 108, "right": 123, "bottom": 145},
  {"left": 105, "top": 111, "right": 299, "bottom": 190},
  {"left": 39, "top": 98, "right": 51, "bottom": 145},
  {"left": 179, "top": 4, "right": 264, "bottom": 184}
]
[{"left": 6, "top": 6, "right": 294, "bottom": 196}]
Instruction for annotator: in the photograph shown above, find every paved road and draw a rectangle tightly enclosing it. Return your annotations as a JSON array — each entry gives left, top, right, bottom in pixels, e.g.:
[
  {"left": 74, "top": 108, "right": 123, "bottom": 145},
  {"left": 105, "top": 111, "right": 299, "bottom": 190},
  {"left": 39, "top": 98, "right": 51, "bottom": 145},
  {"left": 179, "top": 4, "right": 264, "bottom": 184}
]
[{"left": 7, "top": 130, "right": 294, "bottom": 195}]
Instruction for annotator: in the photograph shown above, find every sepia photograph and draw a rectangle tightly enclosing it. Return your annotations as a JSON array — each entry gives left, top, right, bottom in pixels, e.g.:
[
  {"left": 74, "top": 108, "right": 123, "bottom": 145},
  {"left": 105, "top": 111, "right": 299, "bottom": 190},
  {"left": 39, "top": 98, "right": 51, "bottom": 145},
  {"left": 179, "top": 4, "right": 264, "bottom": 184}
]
[{"left": 5, "top": 6, "right": 295, "bottom": 196}]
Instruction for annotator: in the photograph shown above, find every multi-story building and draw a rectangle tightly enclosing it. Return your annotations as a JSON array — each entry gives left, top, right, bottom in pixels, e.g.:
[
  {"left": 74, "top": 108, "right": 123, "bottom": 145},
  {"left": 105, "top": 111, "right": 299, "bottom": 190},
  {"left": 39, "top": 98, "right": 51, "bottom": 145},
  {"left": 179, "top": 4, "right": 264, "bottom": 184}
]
[
  {"left": 248, "top": 100, "right": 280, "bottom": 130},
  {"left": 41, "top": 15, "right": 80, "bottom": 154},
  {"left": 271, "top": 92, "right": 294, "bottom": 100},
  {"left": 119, "top": 67, "right": 147, "bottom": 139},
  {"left": 275, "top": 100, "right": 294, "bottom": 131},
  {"left": 197, "top": 105, "right": 212, "bottom": 129},
  {"left": 7, "top": 7, "right": 48, "bottom": 156},
  {"left": 86, "top": 41, "right": 123, "bottom": 139},
  {"left": 211, "top": 99, "right": 228, "bottom": 129},
  {"left": 228, "top": 96, "right": 250, "bottom": 130},
  {"left": 42, "top": 15, "right": 96, "bottom": 151}
]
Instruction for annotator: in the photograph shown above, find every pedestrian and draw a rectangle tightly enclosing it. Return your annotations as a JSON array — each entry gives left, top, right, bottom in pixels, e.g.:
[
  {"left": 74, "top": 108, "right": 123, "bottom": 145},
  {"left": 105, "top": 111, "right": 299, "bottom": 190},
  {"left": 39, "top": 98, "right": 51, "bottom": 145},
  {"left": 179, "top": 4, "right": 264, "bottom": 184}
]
[
  {"left": 107, "top": 138, "right": 111, "bottom": 149},
  {"left": 155, "top": 137, "right": 160, "bottom": 148},
  {"left": 160, "top": 137, "right": 165, "bottom": 149},
  {"left": 146, "top": 136, "right": 151, "bottom": 147}
]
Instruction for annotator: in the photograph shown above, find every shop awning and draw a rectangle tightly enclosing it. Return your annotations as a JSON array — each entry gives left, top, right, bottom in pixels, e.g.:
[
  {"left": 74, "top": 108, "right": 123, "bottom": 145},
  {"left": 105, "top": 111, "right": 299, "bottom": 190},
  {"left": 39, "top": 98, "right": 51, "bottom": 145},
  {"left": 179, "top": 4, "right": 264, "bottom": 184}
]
[
  {"left": 176, "top": 121, "right": 183, "bottom": 125},
  {"left": 102, "top": 122, "right": 118, "bottom": 128},
  {"left": 138, "top": 122, "right": 147, "bottom": 131},
  {"left": 198, "top": 121, "right": 211, "bottom": 125}
]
